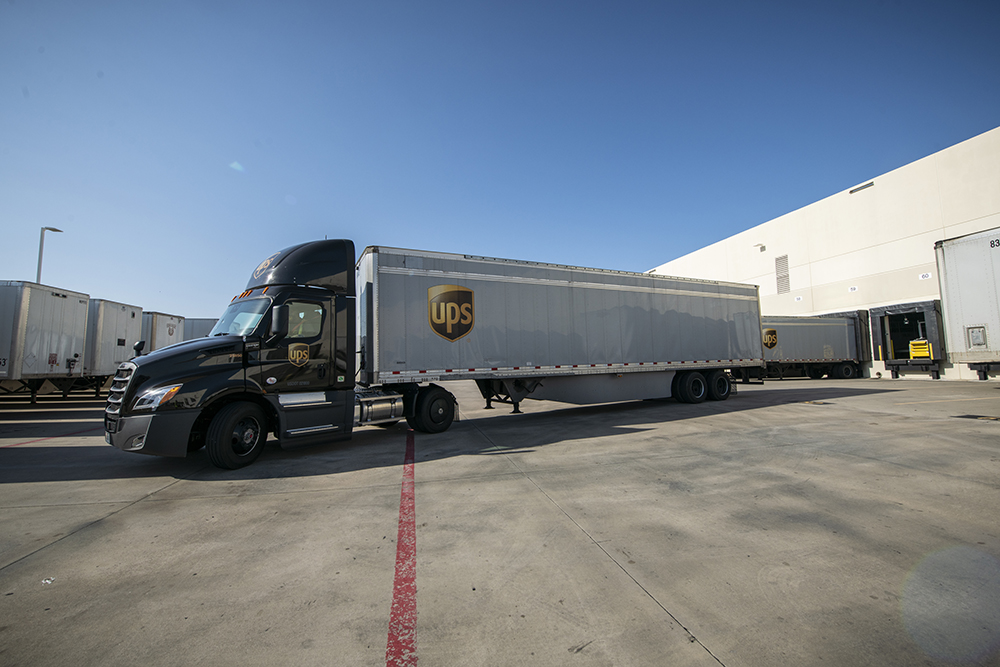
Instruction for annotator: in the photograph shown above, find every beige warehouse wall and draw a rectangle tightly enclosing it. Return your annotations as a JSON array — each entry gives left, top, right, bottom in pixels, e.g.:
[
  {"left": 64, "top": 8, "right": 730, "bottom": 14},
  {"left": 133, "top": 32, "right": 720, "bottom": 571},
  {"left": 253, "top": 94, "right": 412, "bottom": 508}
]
[{"left": 650, "top": 126, "right": 1000, "bottom": 380}]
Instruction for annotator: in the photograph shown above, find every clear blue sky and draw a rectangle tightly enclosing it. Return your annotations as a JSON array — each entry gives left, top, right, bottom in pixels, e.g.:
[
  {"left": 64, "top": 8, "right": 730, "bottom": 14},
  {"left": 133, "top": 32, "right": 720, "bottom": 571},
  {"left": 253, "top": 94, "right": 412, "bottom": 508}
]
[{"left": 3, "top": 1, "right": 999, "bottom": 317}]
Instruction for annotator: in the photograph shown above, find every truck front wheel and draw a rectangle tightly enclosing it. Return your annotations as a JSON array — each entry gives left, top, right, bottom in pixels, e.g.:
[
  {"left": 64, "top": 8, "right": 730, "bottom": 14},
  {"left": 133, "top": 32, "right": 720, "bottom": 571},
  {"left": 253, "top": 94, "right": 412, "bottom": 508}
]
[
  {"left": 206, "top": 402, "right": 267, "bottom": 469},
  {"left": 409, "top": 385, "right": 455, "bottom": 433}
]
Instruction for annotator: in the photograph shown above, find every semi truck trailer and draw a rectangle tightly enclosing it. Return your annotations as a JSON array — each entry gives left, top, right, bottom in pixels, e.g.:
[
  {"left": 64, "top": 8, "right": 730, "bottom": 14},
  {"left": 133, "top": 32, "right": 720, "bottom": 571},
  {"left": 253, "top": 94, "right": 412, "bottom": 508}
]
[
  {"left": 105, "top": 240, "right": 765, "bottom": 469},
  {"left": 139, "top": 312, "right": 184, "bottom": 352},
  {"left": 0, "top": 281, "right": 89, "bottom": 400},
  {"left": 81, "top": 298, "right": 143, "bottom": 396},
  {"left": 755, "top": 313, "right": 867, "bottom": 380},
  {"left": 935, "top": 226, "right": 1000, "bottom": 380}
]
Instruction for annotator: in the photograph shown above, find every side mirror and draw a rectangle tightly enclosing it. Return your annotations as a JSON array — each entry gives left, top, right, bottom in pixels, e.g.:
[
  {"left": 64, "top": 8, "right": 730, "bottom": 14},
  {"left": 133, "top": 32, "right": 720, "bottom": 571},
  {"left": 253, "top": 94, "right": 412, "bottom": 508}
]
[
  {"left": 133, "top": 340, "right": 146, "bottom": 356},
  {"left": 267, "top": 305, "right": 288, "bottom": 343}
]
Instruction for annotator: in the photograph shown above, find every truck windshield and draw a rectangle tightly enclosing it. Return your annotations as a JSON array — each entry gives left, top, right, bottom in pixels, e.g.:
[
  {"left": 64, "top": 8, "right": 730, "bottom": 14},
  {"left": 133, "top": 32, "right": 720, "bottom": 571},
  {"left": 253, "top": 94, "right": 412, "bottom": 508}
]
[{"left": 210, "top": 298, "right": 271, "bottom": 337}]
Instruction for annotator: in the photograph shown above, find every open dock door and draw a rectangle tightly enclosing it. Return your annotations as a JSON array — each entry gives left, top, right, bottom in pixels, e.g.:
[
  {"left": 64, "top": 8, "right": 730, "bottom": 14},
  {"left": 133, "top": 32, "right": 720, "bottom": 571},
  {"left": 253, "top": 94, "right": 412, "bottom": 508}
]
[{"left": 869, "top": 300, "right": 944, "bottom": 379}]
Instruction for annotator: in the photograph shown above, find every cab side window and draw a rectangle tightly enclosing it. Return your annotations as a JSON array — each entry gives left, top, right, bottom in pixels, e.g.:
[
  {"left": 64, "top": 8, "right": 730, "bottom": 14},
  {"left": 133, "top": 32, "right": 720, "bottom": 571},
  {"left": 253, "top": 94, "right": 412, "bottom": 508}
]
[{"left": 287, "top": 302, "right": 324, "bottom": 339}]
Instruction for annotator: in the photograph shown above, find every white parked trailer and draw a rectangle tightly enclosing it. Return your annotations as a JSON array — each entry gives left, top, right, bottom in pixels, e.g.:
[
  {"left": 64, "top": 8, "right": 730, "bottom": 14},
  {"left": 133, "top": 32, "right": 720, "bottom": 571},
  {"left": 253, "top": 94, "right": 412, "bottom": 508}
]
[
  {"left": 82, "top": 299, "right": 143, "bottom": 395},
  {"left": 935, "top": 225, "right": 1000, "bottom": 380},
  {"left": 139, "top": 312, "right": 184, "bottom": 352},
  {"left": 0, "top": 281, "right": 89, "bottom": 399}
]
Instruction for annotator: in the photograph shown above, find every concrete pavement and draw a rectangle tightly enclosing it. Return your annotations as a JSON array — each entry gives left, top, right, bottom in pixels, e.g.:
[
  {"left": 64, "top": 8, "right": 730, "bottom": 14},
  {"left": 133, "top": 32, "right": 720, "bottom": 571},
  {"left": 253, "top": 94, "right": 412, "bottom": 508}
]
[{"left": 1, "top": 378, "right": 999, "bottom": 666}]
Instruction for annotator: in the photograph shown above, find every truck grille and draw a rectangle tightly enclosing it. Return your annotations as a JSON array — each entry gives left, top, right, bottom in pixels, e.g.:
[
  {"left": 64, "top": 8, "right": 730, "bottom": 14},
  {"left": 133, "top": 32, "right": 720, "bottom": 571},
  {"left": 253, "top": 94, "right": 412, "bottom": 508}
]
[{"left": 105, "top": 362, "right": 136, "bottom": 432}]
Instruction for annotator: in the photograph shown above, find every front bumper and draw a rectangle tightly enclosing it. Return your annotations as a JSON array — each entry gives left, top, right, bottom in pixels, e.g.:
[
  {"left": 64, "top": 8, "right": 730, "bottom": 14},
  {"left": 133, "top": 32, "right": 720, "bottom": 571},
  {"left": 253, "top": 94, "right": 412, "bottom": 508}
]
[{"left": 105, "top": 409, "right": 200, "bottom": 458}]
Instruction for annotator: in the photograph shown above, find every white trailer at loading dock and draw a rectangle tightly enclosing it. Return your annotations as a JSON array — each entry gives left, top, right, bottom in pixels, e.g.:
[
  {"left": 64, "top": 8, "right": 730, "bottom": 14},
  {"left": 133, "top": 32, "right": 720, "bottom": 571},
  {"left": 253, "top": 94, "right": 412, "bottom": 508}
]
[
  {"left": 936, "top": 226, "right": 1000, "bottom": 380},
  {"left": 359, "top": 246, "right": 765, "bottom": 408},
  {"left": 0, "top": 281, "right": 89, "bottom": 399},
  {"left": 756, "top": 314, "right": 867, "bottom": 380}
]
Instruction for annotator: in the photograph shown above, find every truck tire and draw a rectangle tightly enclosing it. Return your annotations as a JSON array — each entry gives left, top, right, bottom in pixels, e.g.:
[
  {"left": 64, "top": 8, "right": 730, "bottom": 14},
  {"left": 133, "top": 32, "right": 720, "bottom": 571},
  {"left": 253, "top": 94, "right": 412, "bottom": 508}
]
[
  {"left": 833, "top": 363, "right": 856, "bottom": 379},
  {"left": 807, "top": 366, "right": 826, "bottom": 379},
  {"left": 676, "top": 371, "right": 707, "bottom": 404},
  {"left": 705, "top": 370, "right": 731, "bottom": 401},
  {"left": 411, "top": 385, "right": 455, "bottom": 434},
  {"left": 206, "top": 402, "right": 267, "bottom": 469}
]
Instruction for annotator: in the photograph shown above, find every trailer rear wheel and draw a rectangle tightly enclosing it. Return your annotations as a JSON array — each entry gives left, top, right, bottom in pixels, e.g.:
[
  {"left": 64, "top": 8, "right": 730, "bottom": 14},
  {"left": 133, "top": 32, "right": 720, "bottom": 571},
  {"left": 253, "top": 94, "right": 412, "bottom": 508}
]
[
  {"left": 676, "top": 371, "right": 707, "bottom": 404},
  {"left": 705, "top": 370, "right": 731, "bottom": 401},
  {"left": 833, "top": 363, "right": 856, "bottom": 379},
  {"left": 411, "top": 385, "right": 455, "bottom": 434},
  {"left": 206, "top": 402, "right": 267, "bottom": 469}
]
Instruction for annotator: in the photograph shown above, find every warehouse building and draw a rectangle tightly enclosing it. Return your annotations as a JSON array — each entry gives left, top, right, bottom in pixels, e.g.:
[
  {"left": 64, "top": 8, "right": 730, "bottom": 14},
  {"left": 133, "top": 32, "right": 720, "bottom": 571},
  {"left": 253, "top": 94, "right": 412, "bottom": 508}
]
[{"left": 650, "top": 126, "right": 1000, "bottom": 380}]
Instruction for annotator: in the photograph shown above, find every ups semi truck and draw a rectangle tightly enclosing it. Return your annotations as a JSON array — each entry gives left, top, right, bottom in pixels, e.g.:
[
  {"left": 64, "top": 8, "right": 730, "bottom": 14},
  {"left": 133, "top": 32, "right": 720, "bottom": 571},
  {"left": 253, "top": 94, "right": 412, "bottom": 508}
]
[
  {"left": 754, "top": 313, "right": 868, "bottom": 379},
  {"left": 105, "top": 240, "right": 765, "bottom": 469},
  {"left": 935, "top": 226, "right": 1000, "bottom": 380}
]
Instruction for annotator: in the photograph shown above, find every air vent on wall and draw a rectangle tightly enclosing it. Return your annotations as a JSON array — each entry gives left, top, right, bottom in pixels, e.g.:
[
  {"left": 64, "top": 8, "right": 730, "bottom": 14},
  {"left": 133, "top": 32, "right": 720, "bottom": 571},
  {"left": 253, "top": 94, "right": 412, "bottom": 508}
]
[{"left": 776, "top": 255, "right": 790, "bottom": 294}]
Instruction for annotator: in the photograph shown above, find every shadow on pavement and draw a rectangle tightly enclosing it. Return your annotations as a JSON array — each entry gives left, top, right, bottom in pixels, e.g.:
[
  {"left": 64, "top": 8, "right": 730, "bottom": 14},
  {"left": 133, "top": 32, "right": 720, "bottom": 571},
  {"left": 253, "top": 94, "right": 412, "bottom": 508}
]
[{"left": 0, "top": 384, "right": 902, "bottom": 485}]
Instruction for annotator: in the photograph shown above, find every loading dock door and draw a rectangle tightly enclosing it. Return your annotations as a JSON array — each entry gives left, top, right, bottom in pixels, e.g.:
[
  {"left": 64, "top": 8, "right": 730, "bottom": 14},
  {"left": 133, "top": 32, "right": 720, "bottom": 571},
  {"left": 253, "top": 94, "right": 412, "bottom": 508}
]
[
  {"left": 883, "top": 312, "right": 928, "bottom": 360},
  {"left": 870, "top": 300, "right": 943, "bottom": 378}
]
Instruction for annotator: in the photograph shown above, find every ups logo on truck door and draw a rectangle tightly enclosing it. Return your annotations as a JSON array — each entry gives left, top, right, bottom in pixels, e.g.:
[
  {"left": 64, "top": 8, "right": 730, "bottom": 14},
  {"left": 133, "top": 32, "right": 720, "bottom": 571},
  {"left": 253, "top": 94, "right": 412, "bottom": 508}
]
[
  {"left": 288, "top": 343, "right": 310, "bottom": 367},
  {"left": 763, "top": 329, "right": 778, "bottom": 349},
  {"left": 428, "top": 285, "right": 474, "bottom": 342}
]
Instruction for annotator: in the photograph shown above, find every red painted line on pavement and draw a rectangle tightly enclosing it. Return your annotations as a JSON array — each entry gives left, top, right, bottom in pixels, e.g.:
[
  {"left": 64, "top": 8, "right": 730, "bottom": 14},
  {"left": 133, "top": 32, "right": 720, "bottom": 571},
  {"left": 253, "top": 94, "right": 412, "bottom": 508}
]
[
  {"left": 386, "top": 430, "right": 417, "bottom": 666},
  {"left": 1, "top": 426, "right": 105, "bottom": 448}
]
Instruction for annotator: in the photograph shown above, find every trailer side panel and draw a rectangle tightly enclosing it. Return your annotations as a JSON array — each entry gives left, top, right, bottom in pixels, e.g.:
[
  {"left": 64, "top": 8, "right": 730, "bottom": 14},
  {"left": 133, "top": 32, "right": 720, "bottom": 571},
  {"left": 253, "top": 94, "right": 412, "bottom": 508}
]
[
  {"left": 761, "top": 316, "right": 858, "bottom": 363},
  {"left": 85, "top": 299, "right": 143, "bottom": 377},
  {"left": 360, "top": 247, "right": 763, "bottom": 385}
]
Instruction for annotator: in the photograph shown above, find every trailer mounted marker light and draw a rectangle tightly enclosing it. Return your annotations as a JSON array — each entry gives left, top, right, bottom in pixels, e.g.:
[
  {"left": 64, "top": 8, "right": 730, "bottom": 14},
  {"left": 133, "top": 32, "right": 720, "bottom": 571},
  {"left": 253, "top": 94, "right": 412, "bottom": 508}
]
[{"left": 133, "top": 384, "right": 183, "bottom": 411}]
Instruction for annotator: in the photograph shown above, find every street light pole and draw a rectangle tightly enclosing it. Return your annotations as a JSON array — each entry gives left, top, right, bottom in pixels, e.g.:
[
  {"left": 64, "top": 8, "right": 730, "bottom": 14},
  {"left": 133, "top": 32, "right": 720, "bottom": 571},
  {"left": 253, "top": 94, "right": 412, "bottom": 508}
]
[{"left": 36, "top": 226, "right": 63, "bottom": 284}]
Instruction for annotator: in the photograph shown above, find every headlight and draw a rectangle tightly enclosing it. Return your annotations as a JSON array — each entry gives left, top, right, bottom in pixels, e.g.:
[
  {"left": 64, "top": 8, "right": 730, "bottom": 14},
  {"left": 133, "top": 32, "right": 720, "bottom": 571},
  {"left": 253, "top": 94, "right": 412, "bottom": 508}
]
[{"left": 133, "top": 384, "right": 182, "bottom": 411}]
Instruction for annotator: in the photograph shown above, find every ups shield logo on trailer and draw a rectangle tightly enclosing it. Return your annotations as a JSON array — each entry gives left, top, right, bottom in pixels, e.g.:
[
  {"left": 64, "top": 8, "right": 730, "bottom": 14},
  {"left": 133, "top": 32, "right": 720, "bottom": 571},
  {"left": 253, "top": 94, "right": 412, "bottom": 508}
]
[
  {"left": 428, "top": 285, "right": 474, "bottom": 342},
  {"left": 763, "top": 329, "right": 778, "bottom": 349},
  {"left": 288, "top": 343, "right": 310, "bottom": 367}
]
